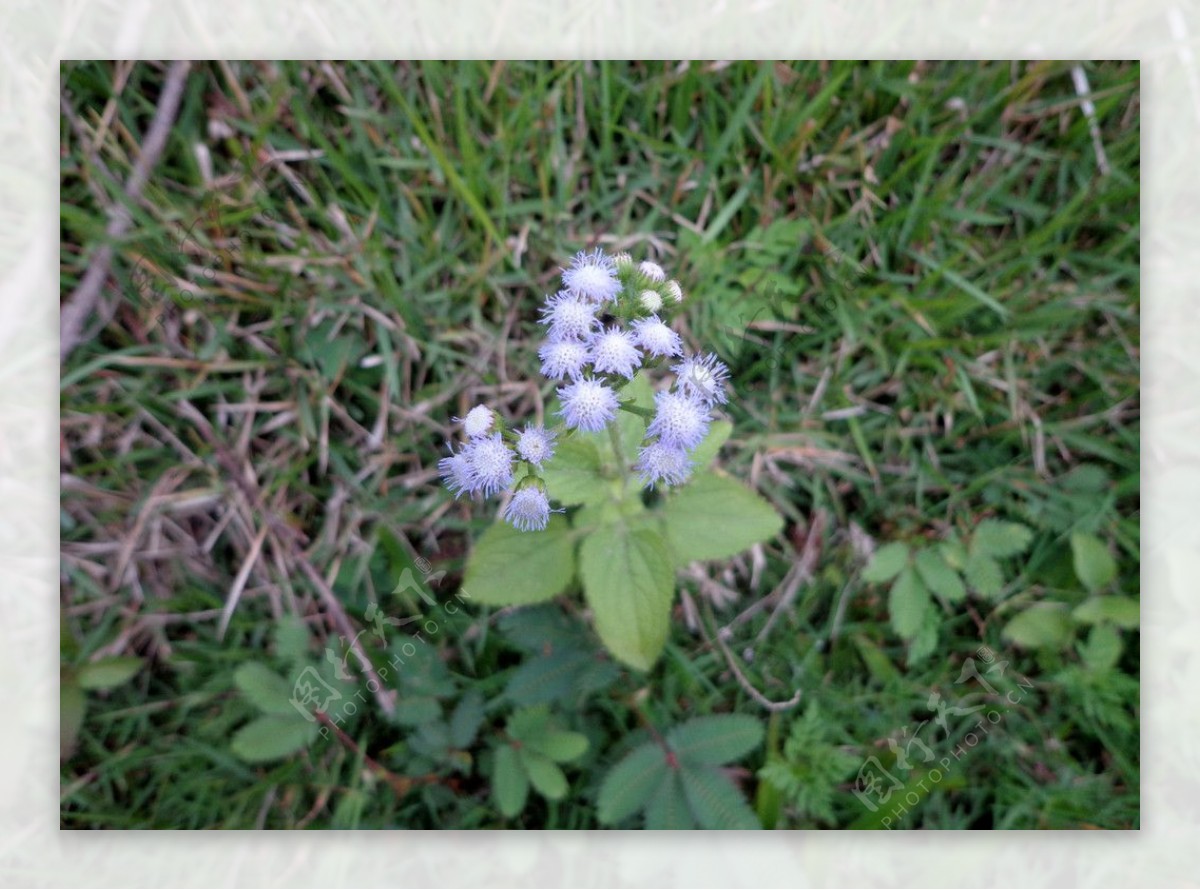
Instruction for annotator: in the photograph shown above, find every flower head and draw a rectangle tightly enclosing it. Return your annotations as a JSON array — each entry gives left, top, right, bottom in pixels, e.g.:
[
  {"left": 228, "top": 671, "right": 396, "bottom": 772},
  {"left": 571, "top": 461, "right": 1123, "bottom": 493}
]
[
  {"left": 538, "top": 337, "right": 590, "bottom": 381},
  {"left": 516, "top": 425, "right": 557, "bottom": 466},
  {"left": 672, "top": 352, "right": 731, "bottom": 406},
  {"left": 588, "top": 325, "right": 643, "bottom": 379},
  {"left": 539, "top": 291, "right": 600, "bottom": 341},
  {"left": 638, "top": 260, "right": 666, "bottom": 283},
  {"left": 557, "top": 376, "right": 619, "bottom": 432},
  {"left": 465, "top": 432, "right": 514, "bottom": 497},
  {"left": 454, "top": 405, "right": 493, "bottom": 438},
  {"left": 632, "top": 315, "right": 683, "bottom": 358},
  {"left": 638, "top": 290, "right": 663, "bottom": 313},
  {"left": 665, "top": 280, "right": 683, "bottom": 303},
  {"left": 438, "top": 443, "right": 474, "bottom": 499},
  {"left": 503, "top": 485, "right": 554, "bottom": 532},
  {"left": 647, "top": 389, "right": 711, "bottom": 451},
  {"left": 636, "top": 441, "right": 694, "bottom": 488},
  {"left": 563, "top": 249, "right": 621, "bottom": 303}
]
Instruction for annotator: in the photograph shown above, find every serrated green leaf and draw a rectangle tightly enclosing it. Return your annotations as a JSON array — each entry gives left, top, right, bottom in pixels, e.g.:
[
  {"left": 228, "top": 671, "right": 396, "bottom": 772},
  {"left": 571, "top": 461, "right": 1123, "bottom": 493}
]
[
  {"left": 507, "top": 705, "right": 551, "bottom": 741},
  {"left": 232, "top": 662, "right": 296, "bottom": 715},
  {"left": 530, "top": 730, "right": 589, "bottom": 763},
  {"left": 60, "top": 679, "right": 86, "bottom": 760},
  {"left": 939, "top": 535, "right": 968, "bottom": 571},
  {"left": 906, "top": 605, "right": 940, "bottom": 665},
  {"left": 660, "top": 471, "right": 783, "bottom": 566},
  {"left": 964, "top": 550, "right": 1004, "bottom": 598},
  {"left": 915, "top": 548, "right": 966, "bottom": 602},
  {"left": 521, "top": 751, "right": 569, "bottom": 800},
  {"left": 463, "top": 514, "right": 576, "bottom": 606},
  {"left": 862, "top": 542, "right": 910, "bottom": 583},
  {"left": 1073, "top": 595, "right": 1139, "bottom": 629},
  {"left": 230, "top": 714, "right": 318, "bottom": 762},
  {"left": 540, "top": 437, "right": 610, "bottom": 506},
  {"left": 597, "top": 743, "right": 666, "bottom": 824},
  {"left": 666, "top": 714, "right": 764, "bottom": 766},
  {"left": 689, "top": 419, "right": 733, "bottom": 467},
  {"left": 1079, "top": 623, "right": 1123, "bottom": 672},
  {"left": 273, "top": 615, "right": 311, "bottom": 664},
  {"left": 580, "top": 522, "right": 674, "bottom": 671},
  {"left": 394, "top": 696, "right": 441, "bottom": 726},
  {"left": 1070, "top": 531, "right": 1117, "bottom": 592},
  {"left": 971, "top": 520, "right": 1034, "bottom": 558},
  {"left": 449, "top": 690, "right": 485, "bottom": 749},
  {"left": 1001, "top": 603, "right": 1073, "bottom": 650},
  {"left": 888, "top": 567, "right": 929, "bottom": 639},
  {"left": 644, "top": 771, "right": 694, "bottom": 829},
  {"left": 492, "top": 744, "right": 529, "bottom": 817},
  {"left": 76, "top": 656, "right": 143, "bottom": 691},
  {"left": 678, "top": 765, "right": 761, "bottom": 830},
  {"left": 504, "top": 648, "right": 592, "bottom": 706}
]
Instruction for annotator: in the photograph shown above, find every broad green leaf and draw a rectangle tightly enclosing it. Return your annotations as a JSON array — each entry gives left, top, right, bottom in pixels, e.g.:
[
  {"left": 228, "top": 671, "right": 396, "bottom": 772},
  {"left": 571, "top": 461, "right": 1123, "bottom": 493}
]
[
  {"left": 580, "top": 522, "right": 674, "bottom": 671},
  {"left": 76, "top": 656, "right": 143, "bottom": 691},
  {"left": 1073, "top": 595, "right": 1140, "bottom": 629},
  {"left": 1070, "top": 531, "right": 1117, "bottom": 592},
  {"left": 1063, "top": 464, "right": 1110, "bottom": 493},
  {"left": 233, "top": 662, "right": 296, "bottom": 716},
  {"left": 915, "top": 548, "right": 966, "bottom": 602},
  {"left": 660, "top": 471, "right": 783, "bottom": 566},
  {"left": 964, "top": 550, "right": 1004, "bottom": 598},
  {"left": 679, "top": 765, "right": 761, "bottom": 830},
  {"left": 888, "top": 567, "right": 929, "bottom": 640},
  {"left": 448, "top": 690, "right": 485, "bottom": 749},
  {"left": 492, "top": 744, "right": 529, "bottom": 817},
  {"left": 504, "top": 648, "right": 593, "bottom": 706},
  {"left": 971, "top": 520, "right": 1034, "bottom": 558},
  {"left": 666, "top": 714, "right": 764, "bottom": 766},
  {"left": 597, "top": 742, "right": 666, "bottom": 824},
  {"left": 230, "top": 714, "right": 319, "bottom": 762},
  {"left": 463, "top": 514, "right": 576, "bottom": 606},
  {"left": 939, "top": 534, "right": 968, "bottom": 571},
  {"left": 1001, "top": 603, "right": 1073, "bottom": 650},
  {"left": 521, "top": 750, "right": 569, "bottom": 800},
  {"left": 689, "top": 419, "right": 733, "bottom": 468},
  {"left": 540, "top": 437, "right": 610, "bottom": 506},
  {"left": 1079, "top": 623, "right": 1123, "bottom": 673},
  {"left": 906, "top": 607, "right": 940, "bottom": 665},
  {"left": 862, "top": 542, "right": 910, "bottom": 583},
  {"left": 60, "top": 679, "right": 86, "bottom": 760},
  {"left": 507, "top": 705, "right": 552, "bottom": 741},
  {"left": 393, "top": 696, "right": 441, "bottom": 726},
  {"left": 530, "top": 730, "right": 589, "bottom": 763},
  {"left": 644, "top": 771, "right": 694, "bottom": 829}
]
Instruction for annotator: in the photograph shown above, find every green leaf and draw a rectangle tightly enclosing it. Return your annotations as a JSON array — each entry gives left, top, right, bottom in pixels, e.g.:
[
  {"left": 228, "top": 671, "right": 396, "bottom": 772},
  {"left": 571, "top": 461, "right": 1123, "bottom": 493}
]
[
  {"left": 230, "top": 714, "right": 319, "bottom": 762},
  {"left": 393, "top": 696, "right": 442, "bottom": 726},
  {"left": 530, "top": 730, "right": 589, "bottom": 763},
  {"left": 540, "top": 437, "right": 610, "bottom": 506},
  {"left": 660, "top": 472, "right": 783, "bottom": 565},
  {"left": 76, "top": 656, "right": 143, "bottom": 691},
  {"left": 463, "top": 514, "right": 576, "bottom": 606},
  {"left": 614, "top": 371, "right": 655, "bottom": 460},
  {"left": 1070, "top": 531, "right": 1117, "bottom": 592},
  {"left": 60, "top": 679, "right": 86, "bottom": 760},
  {"left": 507, "top": 704, "right": 551, "bottom": 741},
  {"left": 679, "top": 765, "right": 761, "bottom": 830},
  {"left": 666, "top": 715, "right": 764, "bottom": 766},
  {"left": 504, "top": 648, "right": 592, "bottom": 706},
  {"left": 644, "top": 771, "right": 694, "bottom": 829},
  {"left": 233, "top": 662, "right": 297, "bottom": 716},
  {"left": 448, "top": 690, "right": 485, "bottom": 749},
  {"left": 689, "top": 419, "right": 733, "bottom": 468},
  {"left": 492, "top": 744, "right": 529, "bottom": 817},
  {"left": 580, "top": 522, "right": 674, "bottom": 671},
  {"left": 971, "top": 520, "right": 1034, "bottom": 558},
  {"left": 939, "top": 534, "right": 968, "bottom": 571},
  {"left": 521, "top": 751, "right": 569, "bottom": 800},
  {"left": 862, "top": 542, "right": 910, "bottom": 583},
  {"left": 964, "top": 550, "right": 1004, "bottom": 598},
  {"left": 1073, "top": 595, "right": 1140, "bottom": 629},
  {"left": 906, "top": 607, "right": 940, "bottom": 665},
  {"left": 1079, "top": 623, "right": 1123, "bottom": 673},
  {"left": 851, "top": 634, "right": 900, "bottom": 684},
  {"left": 1001, "top": 603, "right": 1073, "bottom": 650},
  {"left": 915, "top": 548, "right": 966, "bottom": 602},
  {"left": 273, "top": 615, "right": 311, "bottom": 664},
  {"left": 597, "top": 743, "right": 666, "bottom": 824},
  {"left": 888, "top": 567, "right": 929, "bottom": 640}
]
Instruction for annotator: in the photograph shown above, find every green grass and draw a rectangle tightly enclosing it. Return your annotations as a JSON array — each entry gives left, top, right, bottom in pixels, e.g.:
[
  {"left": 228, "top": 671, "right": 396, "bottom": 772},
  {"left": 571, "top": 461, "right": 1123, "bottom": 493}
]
[{"left": 59, "top": 60, "right": 1139, "bottom": 829}]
